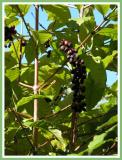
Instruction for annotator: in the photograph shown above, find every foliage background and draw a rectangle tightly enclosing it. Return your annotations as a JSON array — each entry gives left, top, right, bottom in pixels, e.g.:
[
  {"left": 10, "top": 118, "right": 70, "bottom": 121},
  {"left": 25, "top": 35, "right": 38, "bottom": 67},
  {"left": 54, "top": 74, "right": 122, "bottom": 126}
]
[{"left": 0, "top": 0, "right": 120, "bottom": 159}]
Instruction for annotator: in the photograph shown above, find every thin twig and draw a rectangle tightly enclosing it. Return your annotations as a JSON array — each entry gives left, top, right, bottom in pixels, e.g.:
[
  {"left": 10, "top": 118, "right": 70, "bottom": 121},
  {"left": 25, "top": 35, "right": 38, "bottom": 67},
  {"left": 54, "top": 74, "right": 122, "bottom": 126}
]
[
  {"left": 39, "top": 105, "right": 71, "bottom": 120},
  {"left": 7, "top": 108, "right": 33, "bottom": 119},
  {"left": 15, "top": 5, "right": 32, "bottom": 37},
  {"left": 19, "top": 82, "right": 33, "bottom": 89}
]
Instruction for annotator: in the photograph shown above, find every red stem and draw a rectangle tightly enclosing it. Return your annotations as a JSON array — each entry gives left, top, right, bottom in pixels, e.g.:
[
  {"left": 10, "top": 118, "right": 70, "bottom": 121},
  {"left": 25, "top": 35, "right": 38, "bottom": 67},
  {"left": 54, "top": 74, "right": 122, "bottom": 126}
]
[
  {"left": 70, "top": 112, "right": 78, "bottom": 152},
  {"left": 33, "top": 5, "right": 39, "bottom": 154}
]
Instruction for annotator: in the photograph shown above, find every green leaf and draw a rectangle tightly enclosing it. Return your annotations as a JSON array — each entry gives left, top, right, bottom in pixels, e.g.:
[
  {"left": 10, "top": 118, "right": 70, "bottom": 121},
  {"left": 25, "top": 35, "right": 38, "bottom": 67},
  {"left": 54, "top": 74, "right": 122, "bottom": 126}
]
[
  {"left": 38, "top": 31, "right": 52, "bottom": 44},
  {"left": 109, "top": 10, "right": 117, "bottom": 21},
  {"left": 97, "top": 115, "right": 117, "bottom": 130},
  {"left": 83, "top": 54, "right": 107, "bottom": 109},
  {"left": 5, "top": 52, "right": 17, "bottom": 69},
  {"left": 50, "top": 129, "right": 67, "bottom": 151},
  {"left": 17, "top": 94, "right": 53, "bottom": 108},
  {"left": 5, "top": 17, "right": 20, "bottom": 27},
  {"left": 42, "top": 5, "right": 71, "bottom": 23},
  {"left": 18, "top": 5, "right": 31, "bottom": 16},
  {"left": 25, "top": 38, "right": 36, "bottom": 64},
  {"left": 30, "top": 29, "right": 52, "bottom": 49},
  {"left": 88, "top": 133, "right": 107, "bottom": 154},
  {"left": 102, "top": 50, "right": 117, "bottom": 68},
  {"left": 97, "top": 27, "right": 117, "bottom": 40},
  {"left": 111, "top": 80, "right": 117, "bottom": 92},
  {"left": 30, "top": 119, "right": 50, "bottom": 129},
  {"left": 95, "top": 5, "right": 110, "bottom": 16},
  {"left": 6, "top": 68, "right": 19, "bottom": 82},
  {"left": 17, "top": 95, "right": 34, "bottom": 107},
  {"left": 88, "top": 125, "right": 116, "bottom": 154},
  {"left": 5, "top": 5, "right": 18, "bottom": 18},
  {"left": 73, "top": 16, "right": 95, "bottom": 45}
]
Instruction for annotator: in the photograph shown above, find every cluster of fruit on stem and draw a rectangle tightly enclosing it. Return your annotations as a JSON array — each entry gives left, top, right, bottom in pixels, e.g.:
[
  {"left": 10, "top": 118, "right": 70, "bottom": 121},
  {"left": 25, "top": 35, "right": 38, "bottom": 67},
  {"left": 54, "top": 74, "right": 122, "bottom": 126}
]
[
  {"left": 5, "top": 26, "right": 26, "bottom": 48},
  {"left": 59, "top": 39, "right": 87, "bottom": 112},
  {"left": 5, "top": 26, "right": 16, "bottom": 41}
]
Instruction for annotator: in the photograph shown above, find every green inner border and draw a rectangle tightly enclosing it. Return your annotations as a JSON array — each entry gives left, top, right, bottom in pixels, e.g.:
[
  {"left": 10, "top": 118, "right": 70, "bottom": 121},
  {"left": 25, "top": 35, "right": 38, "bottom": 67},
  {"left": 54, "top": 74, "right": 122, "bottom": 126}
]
[{"left": 0, "top": 0, "right": 121, "bottom": 159}]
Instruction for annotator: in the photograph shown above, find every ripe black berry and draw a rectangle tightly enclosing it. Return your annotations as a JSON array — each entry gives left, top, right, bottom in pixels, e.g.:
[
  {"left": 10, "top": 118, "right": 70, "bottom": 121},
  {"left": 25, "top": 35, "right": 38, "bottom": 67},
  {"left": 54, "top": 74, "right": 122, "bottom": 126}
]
[{"left": 22, "top": 41, "right": 26, "bottom": 47}]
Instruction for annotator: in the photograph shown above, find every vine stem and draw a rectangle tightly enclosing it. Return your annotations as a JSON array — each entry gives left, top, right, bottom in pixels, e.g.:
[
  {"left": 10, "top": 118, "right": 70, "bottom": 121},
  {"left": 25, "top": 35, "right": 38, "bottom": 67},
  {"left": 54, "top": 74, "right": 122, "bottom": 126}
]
[
  {"left": 33, "top": 5, "right": 39, "bottom": 155},
  {"left": 70, "top": 112, "right": 78, "bottom": 152}
]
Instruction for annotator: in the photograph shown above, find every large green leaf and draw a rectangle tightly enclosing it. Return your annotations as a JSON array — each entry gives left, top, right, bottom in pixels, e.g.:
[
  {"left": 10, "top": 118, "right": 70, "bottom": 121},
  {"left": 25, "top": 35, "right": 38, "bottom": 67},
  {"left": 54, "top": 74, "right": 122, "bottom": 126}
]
[
  {"left": 5, "top": 5, "right": 18, "bottom": 18},
  {"left": 17, "top": 94, "right": 53, "bottom": 108},
  {"left": 72, "top": 16, "right": 95, "bottom": 44},
  {"left": 97, "top": 27, "right": 117, "bottom": 41},
  {"left": 102, "top": 50, "right": 117, "bottom": 68},
  {"left": 29, "top": 29, "right": 52, "bottom": 52},
  {"left": 88, "top": 125, "right": 117, "bottom": 154},
  {"left": 38, "top": 31, "right": 52, "bottom": 44},
  {"left": 95, "top": 5, "right": 110, "bottom": 16},
  {"left": 6, "top": 68, "right": 19, "bottom": 82},
  {"left": 50, "top": 129, "right": 67, "bottom": 151},
  {"left": 18, "top": 5, "right": 31, "bottom": 16},
  {"left": 25, "top": 38, "right": 36, "bottom": 64},
  {"left": 5, "top": 17, "right": 20, "bottom": 27},
  {"left": 5, "top": 5, "right": 30, "bottom": 18},
  {"left": 5, "top": 52, "right": 17, "bottom": 69},
  {"left": 97, "top": 115, "right": 117, "bottom": 130},
  {"left": 30, "top": 119, "right": 51, "bottom": 129},
  {"left": 42, "top": 5, "right": 71, "bottom": 23},
  {"left": 83, "top": 54, "right": 107, "bottom": 109}
]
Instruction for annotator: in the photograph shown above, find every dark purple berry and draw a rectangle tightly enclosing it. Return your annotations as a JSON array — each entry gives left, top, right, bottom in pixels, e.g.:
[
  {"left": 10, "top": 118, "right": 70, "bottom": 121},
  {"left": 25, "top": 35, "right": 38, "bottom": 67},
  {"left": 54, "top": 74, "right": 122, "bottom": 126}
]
[
  {"left": 10, "top": 26, "right": 16, "bottom": 34},
  {"left": 22, "top": 41, "right": 26, "bottom": 47}
]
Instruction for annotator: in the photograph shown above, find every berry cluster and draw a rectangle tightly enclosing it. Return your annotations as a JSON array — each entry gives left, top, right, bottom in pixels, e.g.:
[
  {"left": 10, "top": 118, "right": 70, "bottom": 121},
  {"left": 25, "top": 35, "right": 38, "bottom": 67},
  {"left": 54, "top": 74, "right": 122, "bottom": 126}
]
[
  {"left": 59, "top": 39, "right": 87, "bottom": 112},
  {"left": 5, "top": 26, "right": 16, "bottom": 41}
]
